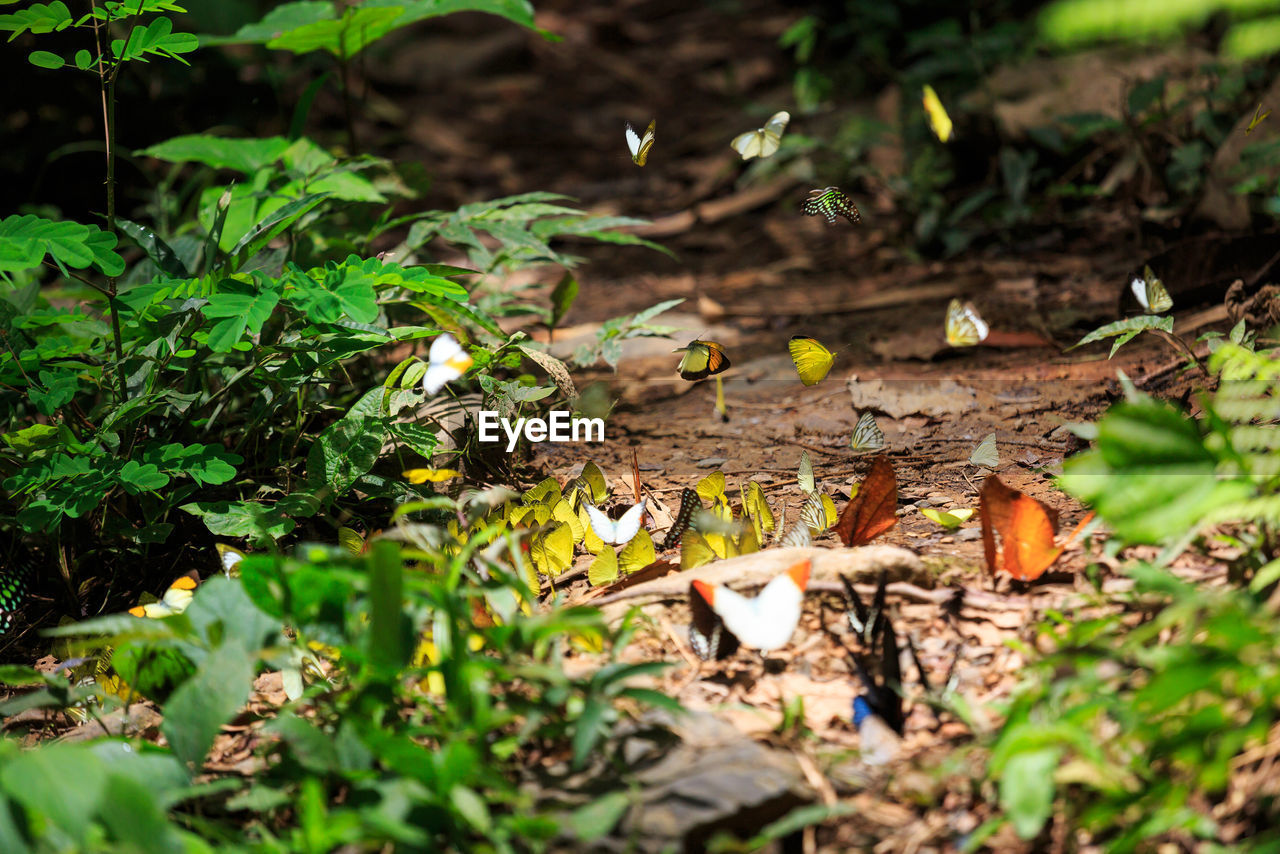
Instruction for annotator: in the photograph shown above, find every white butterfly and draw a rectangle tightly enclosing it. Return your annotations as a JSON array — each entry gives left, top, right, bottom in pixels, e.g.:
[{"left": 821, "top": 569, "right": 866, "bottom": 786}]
[
  {"left": 691, "top": 559, "right": 810, "bottom": 652},
  {"left": 730, "top": 110, "right": 790, "bottom": 160},
  {"left": 129, "top": 574, "right": 197, "bottom": 618},
  {"left": 625, "top": 119, "right": 656, "bottom": 166},
  {"left": 968, "top": 433, "right": 998, "bottom": 468},
  {"left": 215, "top": 544, "right": 244, "bottom": 577},
  {"left": 422, "top": 334, "right": 474, "bottom": 395},
  {"left": 850, "top": 411, "right": 885, "bottom": 453},
  {"left": 584, "top": 499, "right": 647, "bottom": 545}
]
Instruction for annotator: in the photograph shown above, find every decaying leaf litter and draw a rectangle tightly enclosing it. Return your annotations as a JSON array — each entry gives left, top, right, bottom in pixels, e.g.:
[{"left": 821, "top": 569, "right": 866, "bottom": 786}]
[{"left": 9, "top": 0, "right": 1266, "bottom": 849}]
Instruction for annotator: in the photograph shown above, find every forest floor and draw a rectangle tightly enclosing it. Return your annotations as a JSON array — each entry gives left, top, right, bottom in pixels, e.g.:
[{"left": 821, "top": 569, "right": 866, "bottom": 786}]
[
  {"left": 10, "top": 0, "right": 1260, "bottom": 849},
  {"left": 354, "top": 0, "right": 1248, "bottom": 849}
]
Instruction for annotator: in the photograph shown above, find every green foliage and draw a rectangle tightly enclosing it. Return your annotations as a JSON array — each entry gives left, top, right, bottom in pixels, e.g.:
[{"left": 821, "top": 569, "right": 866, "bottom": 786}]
[
  {"left": 206, "top": 0, "right": 538, "bottom": 59},
  {"left": 1059, "top": 340, "right": 1280, "bottom": 555},
  {"left": 1070, "top": 314, "right": 1175, "bottom": 358},
  {"left": 987, "top": 564, "right": 1280, "bottom": 848},
  {"left": 1, "top": 525, "right": 671, "bottom": 850},
  {"left": 1040, "top": 0, "right": 1280, "bottom": 60}
]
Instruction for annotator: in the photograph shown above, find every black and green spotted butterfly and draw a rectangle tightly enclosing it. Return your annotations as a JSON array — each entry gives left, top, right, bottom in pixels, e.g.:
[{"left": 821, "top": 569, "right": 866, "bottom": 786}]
[
  {"left": 802, "top": 187, "right": 860, "bottom": 225},
  {"left": 0, "top": 549, "right": 36, "bottom": 636}
]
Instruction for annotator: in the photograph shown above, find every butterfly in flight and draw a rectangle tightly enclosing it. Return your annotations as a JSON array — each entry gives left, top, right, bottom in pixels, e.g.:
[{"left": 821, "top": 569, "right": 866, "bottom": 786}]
[
  {"left": 802, "top": 187, "right": 860, "bottom": 224},
  {"left": 585, "top": 499, "right": 648, "bottom": 545},
  {"left": 944, "top": 298, "right": 989, "bottom": 347},
  {"left": 691, "top": 559, "right": 810, "bottom": 652},
  {"left": 1130, "top": 265, "right": 1172, "bottom": 313},
  {"left": 730, "top": 110, "right": 790, "bottom": 160},
  {"left": 422, "top": 333, "right": 474, "bottom": 395},
  {"left": 674, "top": 340, "right": 731, "bottom": 380},
  {"left": 788, "top": 335, "right": 835, "bottom": 386},
  {"left": 922, "top": 84, "right": 953, "bottom": 142},
  {"left": 625, "top": 119, "right": 656, "bottom": 166},
  {"left": 130, "top": 572, "right": 199, "bottom": 618}
]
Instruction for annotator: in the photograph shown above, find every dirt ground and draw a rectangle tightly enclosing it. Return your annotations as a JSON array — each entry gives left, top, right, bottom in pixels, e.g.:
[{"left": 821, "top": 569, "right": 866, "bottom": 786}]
[
  {"left": 362, "top": 0, "right": 1244, "bottom": 848},
  {"left": 7, "top": 0, "right": 1254, "bottom": 849}
]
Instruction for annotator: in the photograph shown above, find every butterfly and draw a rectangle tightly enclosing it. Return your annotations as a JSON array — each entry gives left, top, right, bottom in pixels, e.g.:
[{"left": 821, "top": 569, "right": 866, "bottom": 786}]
[
  {"left": 980, "top": 475, "right": 1092, "bottom": 581},
  {"left": 922, "top": 84, "right": 953, "bottom": 143},
  {"left": 215, "top": 543, "right": 245, "bottom": 577},
  {"left": 968, "top": 433, "right": 998, "bottom": 469},
  {"left": 944, "top": 298, "right": 989, "bottom": 347},
  {"left": 674, "top": 340, "right": 731, "bottom": 380},
  {"left": 691, "top": 559, "right": 810, "bottom": 652},
  {"left": 1246, "top": 103, "right": 1271, "bottom": 134},
  {"left": 422, "top": 333, "right": 474, "bottom": 395},
  {"left": 0, "top": 548, "right": 36, "bottom": 636},
  {"left": 841, "top": 570, "right": 887, "bottom": 648},
  {"left": 802, "top": 187, "right": 860, "bottom": 224},
  {"left": 835, "top": 455, "right": 898, "bottom": 547},
  {"left": 844, "top": 577, "right": 905, "bottom": 765},
  {"left": 788, "top": 336, "right": 835, "bottom": 386},
  {"left": 129, "top": 572, "right": 199, "bottom": 618},
  {"left": 778, "top": 520, "right": 812, "bottom": 548},
  {"left": 625, "top": 119, "right": 656, "bottom": 166},
  {"left": 584, "top": 499, "right": 648, "bottom": 545},
  {"left": 688, "top": 581, "right": 740, "bottom": 661},
  {"left": 662, "top": 488, "right": 701, "bottom": 550},
  {"left": 799, "top": 490, "right": 837, "bottom": 535},
  {"left": 730, "top": 110, "right": 790, "bottom": 160},
  {"left": 850, "top": 411, "right": 885, "bottom": 453},
  {"left": 588, "top": 529, "right": 656, "bottom": 585},
  {"left": 1130, "top": 265, "right": 1172, "bottom": 313}
]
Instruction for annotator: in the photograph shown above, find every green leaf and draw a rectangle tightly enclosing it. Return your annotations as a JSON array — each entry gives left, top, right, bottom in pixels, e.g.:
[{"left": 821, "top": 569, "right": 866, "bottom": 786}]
[
  {"left": 202, "top": 275, "right": 282, "bottom": 352},
  {"left": 97, "top": 773, "right": 186, "bottom": 854},
  {"left": 161, "top": 639, "right": 256, "bottom": 774},
  {"left": 450, "top": 785, "right": 492, "bottom": 833},
  {"left": 113, "top": 16, "right": 199, "bottom": 64},
  {"left": 266, "top": 5, "right": 403, "bottom": 58},
  {"left": 0, "top": 214, "right": 123, "bottom": 275},
  {"left": 394, "top": 0, "right": 535, "bottom": 30},
  {"left": 117, "top": 218, "right": 192, "bottom": 278},
  {"left": 549, "top": 270, "right": 578, "bottom": 329},
  {"left": 0, "top": 2, "right": 73, "bottom": 38},
  {"left": 0, "top": 742, "right": 106, "bottom": 844},
  {"left": 181, "top": 500, "right": 296, "bottom": 543},
  {"left": 118, "top": 459, "right": 170, "bottom": 493},
  {"left": 139, "top": 134, "right": 291, "bottom": 173},
  {"left": 1069, "top": 315, "right": 1173, "bottom": 354},
  {"left": 567, "top": 791, "right": 630, "bottom": 841},
  {"left": 203, "top": 1, "right": 334, "bottom": 47},
  {"left": 999, "top": 747, "right": 1061, "bottom": 839},
  {"left": 368, "top": 541, "right": 407, "bottom": 672},
  {"left": 28, "top": 49, "right": 64, "bottom": 69},
  {"left": 228, "top": 192, "right": 328, "bottom": 270},
  {"left": 306, "top": 389, "right": 386, "bottom": 493}
]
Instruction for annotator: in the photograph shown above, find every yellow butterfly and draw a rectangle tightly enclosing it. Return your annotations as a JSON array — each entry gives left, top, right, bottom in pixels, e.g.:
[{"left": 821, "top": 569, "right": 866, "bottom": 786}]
[
  {"left": 674, "top": 340, "right": 731, "bottom": 380},
  {"left": 788, "top": 336, "right": 835, "bottom": 386},
  {"left": 945, "top": 298, "right": 989, "bottom": 347},
  {"left": 625, "top": 119, "right": 656, "bottom": 166},
  {"left": 129, "top": 573, "right": 198, "bottom": 618},
  {"left": 850, "top": 411, "right": 885, "bottom": 453},
  {"left": 730, "top": 110, "right": 790, "bottom": 160},
  {"left": 922, "top": 85, "right": 953, "bottom": 143}
]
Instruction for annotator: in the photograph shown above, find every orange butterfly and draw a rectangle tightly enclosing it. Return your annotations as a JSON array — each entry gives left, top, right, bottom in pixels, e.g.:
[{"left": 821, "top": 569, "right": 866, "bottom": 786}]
[
  {"left": 979, "top": 475, "right": 1092, "bottom": 581},
  {"left": 835, "top": 456, "right": 898, "bottom": 547}
]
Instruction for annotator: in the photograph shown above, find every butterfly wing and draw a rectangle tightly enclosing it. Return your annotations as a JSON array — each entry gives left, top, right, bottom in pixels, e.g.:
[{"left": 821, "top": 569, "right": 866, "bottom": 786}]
[
  {"left": 757, "top": 110, "right": 790, "bottom": 158},
  {"left": 731, "top": 129, "right": 763, "bottom": 160},
  {"left": 423, "top": 334, "right": 473, "bottom": 394},
  {"left": 803, "top": 187, "right": 860, "bottom": 224},
  {"left": 1005, "top": 494, "right": 1062, "bottom": 580},
  {"left": 945, "top": 299, "right": 988, "bottom": 347},
  {"left": 850, "top": 411, "right": 885, "bottom": 452},
  {"left": 704, "top": 342, "right": 730, "bottom": 375},
  {"left": 612, "top": 499, "right": 648, "bottom": 543},
  {"left": 797, "top": 449, "right": 815, "bottom": 494},
  {"left": 215, "top": 543, "right": 245, "bottom": 576},
  {"left": 584, "top": 504, "right": 619, "bottom": 544},
  {"left": 968, "top": 433, "right": 998, "bottom": 468},
  {"left": 635, "top": 119, "right": 656, "bottom": 166},
  {"left": 1140, "top": 266, "right": 1172, "bottom": 313},
  {"left": 689, "top": 581, "right": 738, "bottom": 660},
  {"left": 625, "top": 122, "right": 641, "bottom": 158},
  {"left": 835, "top": 455, "right": 898, "bottom": 547},
  {"left": 788, "top": 336, "right": 835, "bottom": 386}
]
